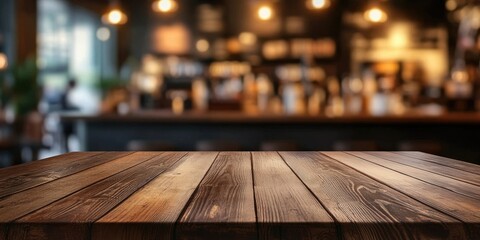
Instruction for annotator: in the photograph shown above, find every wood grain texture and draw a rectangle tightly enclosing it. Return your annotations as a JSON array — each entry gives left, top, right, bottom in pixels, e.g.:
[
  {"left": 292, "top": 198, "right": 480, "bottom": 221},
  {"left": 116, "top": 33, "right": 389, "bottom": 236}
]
[
  {"left": 7, "top": 152, "right": 187, "bottom": 240},
  {"left": 368, "top": 152, "right": 480, "bottom": 186},
  {"left": 0, "top": 152, "right": 128, "bottom": 198},
  {"left": 251, "top": 152, "right": 336, "bottom": 240},
  {"left": 324, "top": 152, "right": 480, "bottom": 239},
  {"left": 1, "top": 151, "right": 479, "bottom": 240},
  {"left": 350, "top": 152, "right": 480, "bottom": 200},
  {"left": 397, "top": 151, "right": 480, "bottom": 175},
  {"left": 279, "top": 152, "right": 467, "bottom": 240},
  {"left": 0, "top": 152, "right": 96, "bottom": 178},
  {"left": 177, "top": 152, "right": 256, "bottom": 240},
  {"left": 0, "top": 152, "right": 155, "bottom": 222},
  {"left": 92, "top": 152, "right": 218, "bottom": 240}
]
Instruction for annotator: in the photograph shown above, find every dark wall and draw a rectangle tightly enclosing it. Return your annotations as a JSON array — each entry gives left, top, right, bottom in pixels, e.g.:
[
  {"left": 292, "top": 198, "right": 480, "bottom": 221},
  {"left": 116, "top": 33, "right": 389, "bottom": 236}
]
[
  {"left": 126, "top": 0, "right": 196, "bottom": 59},
  {"left": 124, "top": 0, "right": 447, "bottom": 60},
  {"left": 125, "top": 0, "right": 343, "bottom": 58}
]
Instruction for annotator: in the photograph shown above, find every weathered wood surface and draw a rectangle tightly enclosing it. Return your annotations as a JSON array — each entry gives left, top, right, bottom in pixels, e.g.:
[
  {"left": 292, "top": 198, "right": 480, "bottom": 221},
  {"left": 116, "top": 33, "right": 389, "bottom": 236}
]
[
  {"left": 252, "top": 152, "right": 336, "bottom": 240},
  {"left": 1, "top": 151, "right": 479, "bottom": 240},
  {"left": 279, "top": 152, "right": 466, "bottom": 240},
  {"left": 177, "top": 152, "right": 256, "bottom": 240}
]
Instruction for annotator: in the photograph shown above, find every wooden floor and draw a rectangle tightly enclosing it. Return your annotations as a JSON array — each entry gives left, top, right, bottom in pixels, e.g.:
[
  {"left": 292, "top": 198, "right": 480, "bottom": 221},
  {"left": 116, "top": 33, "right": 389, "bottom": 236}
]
[{"left": 0, "top": 151, "right": 479, "bottom": 239}]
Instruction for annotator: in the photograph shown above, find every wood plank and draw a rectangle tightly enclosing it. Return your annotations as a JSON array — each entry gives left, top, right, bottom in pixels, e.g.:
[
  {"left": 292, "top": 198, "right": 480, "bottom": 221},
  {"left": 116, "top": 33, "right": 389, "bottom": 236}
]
[
  {"left": 92, "top": 152, "right": 218, "bottom": 240},
  {"left": 0, "top": 152, "right": 159, "bottom": 223},
  {"left": 177, "top": 152, "right": 256, "bottom": 240},
  {"left": 279, "top": 152, "right": 467, "bottom": 240},
  {"left": 0, "top": 152, "right": 129, "bottom": 198},
  {"left": 349, "top": 152, "right": 480, "bottom": 200},
  {"left": 397, "top": 151, "right": 480, "bottom": 175},
  {"left": 369, "top": 152, "right": 480, "bottom": 186},
  {"left": 323, "top": 152, "right": 480, "bottom": 239},
  {"left": 6, "top": 152, "right": 187, "bottom": 240},
  {"left": 251, "top": 152, "right": 336, "bottom": 240},
  {"left": 0, "top": 152, "right": 98, "bottom": 179}
]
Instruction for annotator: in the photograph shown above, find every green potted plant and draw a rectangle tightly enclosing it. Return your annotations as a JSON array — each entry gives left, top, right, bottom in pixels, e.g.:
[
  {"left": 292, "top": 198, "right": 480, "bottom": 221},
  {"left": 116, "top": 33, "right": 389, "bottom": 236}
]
[{"left": 10, "top": 57, "right": 40, "bottom": 118}]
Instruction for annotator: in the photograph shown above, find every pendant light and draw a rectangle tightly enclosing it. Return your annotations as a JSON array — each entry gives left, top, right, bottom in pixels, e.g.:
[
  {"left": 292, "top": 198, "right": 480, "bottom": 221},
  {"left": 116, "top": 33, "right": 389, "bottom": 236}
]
[
  {"left": 102, "top": 0, "right": 128, "bottom": 25},
  {"left": 306, "top": 0, "right": 331, "bottom": 10},
  {"left": 152, "top": 0, "right": 178, "bottom": 13},
  {"left": 364, "top": 3, "right": 388, "bottom": 23},
  {"left": 257, "top": 4, "right": 274, "bottom": 21}
]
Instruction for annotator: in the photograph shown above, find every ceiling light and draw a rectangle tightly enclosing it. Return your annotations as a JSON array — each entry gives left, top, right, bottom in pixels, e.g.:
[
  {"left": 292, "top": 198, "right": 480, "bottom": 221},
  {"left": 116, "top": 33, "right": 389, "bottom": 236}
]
[
  {"left": 258, "top": 5, "right": 273, "bottom": 21},
  {"left": 102, "top": 2, "right": 128, "bottom": 25},
  {"left": 364, "top": 7, "right": 388, "bottom": 23},
  {"left": 152, "top": 0, "right": 178, "bottom": 13},
  {"left": 306, "top": 0, "right": 331, "bottom": 10}
]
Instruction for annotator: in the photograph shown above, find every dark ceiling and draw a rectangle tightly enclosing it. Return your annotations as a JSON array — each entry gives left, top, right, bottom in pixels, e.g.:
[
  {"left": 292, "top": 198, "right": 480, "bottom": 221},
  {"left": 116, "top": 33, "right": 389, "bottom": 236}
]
[{"left": 72, "top": 0, "right": 447, "bottom": 26}]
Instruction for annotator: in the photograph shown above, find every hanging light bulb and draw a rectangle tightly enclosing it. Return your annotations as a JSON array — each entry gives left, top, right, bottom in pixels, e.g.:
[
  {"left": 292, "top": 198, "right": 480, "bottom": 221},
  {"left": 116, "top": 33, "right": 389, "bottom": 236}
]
[
  {"left": 306, "top": 0, "right": 330, "bottom": 10},
  {"left": 102, "top": 1, "right": 128, "bottom": 25},
  {"left": 152, "top": 0, "right": 178, "bottom": 13},
  {"left": 0, "top": 53, "right": 8, "bottom": 70},
  {"left": 257, "top": 4, "right": 274, "bottom": 21},
  {"left": 364, "top": 6, "right": 388, "bottom": 23}
]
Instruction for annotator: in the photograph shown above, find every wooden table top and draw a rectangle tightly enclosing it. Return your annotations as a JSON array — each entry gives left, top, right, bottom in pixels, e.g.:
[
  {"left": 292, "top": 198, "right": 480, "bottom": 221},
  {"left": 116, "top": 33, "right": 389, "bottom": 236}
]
[{"left": 0, "top": 152, "right": 479, "bottom": 240}]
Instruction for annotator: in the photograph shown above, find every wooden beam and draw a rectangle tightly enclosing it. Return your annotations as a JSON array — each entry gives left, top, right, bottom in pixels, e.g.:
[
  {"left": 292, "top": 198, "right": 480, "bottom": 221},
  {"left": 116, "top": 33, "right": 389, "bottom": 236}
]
[{"left": 15, "top": 0, "right": 37, "bottom": 62}]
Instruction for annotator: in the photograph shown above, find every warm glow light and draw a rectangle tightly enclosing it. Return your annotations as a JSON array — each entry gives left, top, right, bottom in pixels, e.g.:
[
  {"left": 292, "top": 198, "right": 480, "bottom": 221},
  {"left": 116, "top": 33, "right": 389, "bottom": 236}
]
[
  {"left": 239, "top": 32, "right": 257, "bottom": 46},
  {"left": 196, "top": 39, "right": 210, "bottom": 52},
  {"left": 152, "top": 0, "right": 178, "bottom": 13},
  {"left": 0, "top": 53, "right": 7, "bottom": 70},
  {"left": 172, "top": 96, "right": 184, "bottom": 115},
  {"left": 445, "top": 0, "right": 457, "bottom": 11},
  {"left": 364, "top": 7, "right": 388, "bottom": 23},
  {"left": 102, "top": 8, "right": 128, "bottom": 25},
  {"left": 388, "top": 24, "right": 410, "bottom": 48},
  {"left": 152, "top": 24, "right": 190, "bottom": 54},
  {"left": 306, "top": 0, "right": 330, "bottom": 10},
  {"left": 108, "top": 10, "right": 123, "bottom": 24},
  {"left": 258, "top": 5, "right": 273, "bottom": 21},
  {"left": 452, "top": 69, "right": 469, "bottom": 83},
  {"left": 136, "top": 74, "right": 163, "bottom": 94},
  {"left": 96, "top": 27, "right": 111, "bottom": 42}
]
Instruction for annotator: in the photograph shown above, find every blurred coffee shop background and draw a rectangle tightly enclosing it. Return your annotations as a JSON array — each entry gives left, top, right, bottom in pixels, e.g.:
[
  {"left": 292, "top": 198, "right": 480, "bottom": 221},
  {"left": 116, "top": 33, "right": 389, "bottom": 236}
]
[{"left": 1, "top": 0, "right": 480, "bottom": 167}]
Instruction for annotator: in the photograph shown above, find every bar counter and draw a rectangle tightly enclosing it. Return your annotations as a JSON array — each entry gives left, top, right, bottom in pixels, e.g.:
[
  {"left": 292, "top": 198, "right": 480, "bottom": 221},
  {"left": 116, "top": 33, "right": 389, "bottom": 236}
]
[
  {"left": 61, "top": 112, "right": 480, "bottom": 163},
  {"left": 62, "top": 111, "right": 480, "bottom": 124}
]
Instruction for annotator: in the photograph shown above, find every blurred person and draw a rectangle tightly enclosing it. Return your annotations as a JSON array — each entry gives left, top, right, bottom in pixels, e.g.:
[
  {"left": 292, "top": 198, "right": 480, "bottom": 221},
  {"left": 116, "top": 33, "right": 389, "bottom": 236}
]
[
  {"left": 60, "top": 79, "right": 79, "bottom": 111},
  {"left": 60, "top": 79, "right": 79, "bottom": 152}
]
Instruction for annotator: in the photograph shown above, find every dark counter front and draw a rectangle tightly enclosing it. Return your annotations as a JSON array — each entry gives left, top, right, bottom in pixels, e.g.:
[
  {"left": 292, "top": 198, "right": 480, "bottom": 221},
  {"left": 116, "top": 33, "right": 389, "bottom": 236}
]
[{"left": 61, "top": 112, "right": 480, "bottom": 163}]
